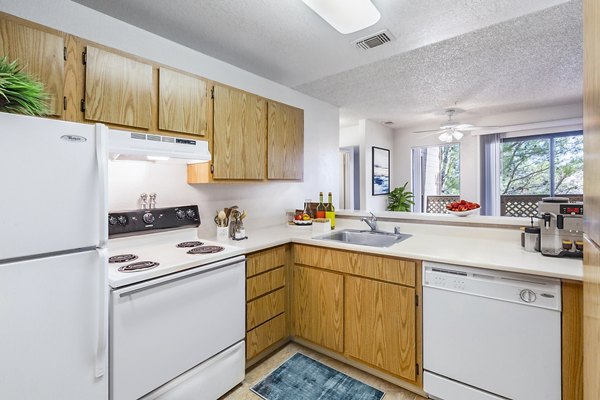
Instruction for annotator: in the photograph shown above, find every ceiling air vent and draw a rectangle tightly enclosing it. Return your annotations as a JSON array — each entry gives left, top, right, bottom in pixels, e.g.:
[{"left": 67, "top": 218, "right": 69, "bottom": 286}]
[{"left": 353, "top": 29, "right": 394, "bottom": 50}]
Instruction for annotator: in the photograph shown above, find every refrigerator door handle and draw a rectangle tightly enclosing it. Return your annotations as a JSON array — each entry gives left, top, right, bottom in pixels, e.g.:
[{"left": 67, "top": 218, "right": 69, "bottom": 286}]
[
  {"left": 95, "top": 247, "right": 108, "bottom": 378},
  {"left": 96, "top": 124, "right": 109, "bottom": 248}
]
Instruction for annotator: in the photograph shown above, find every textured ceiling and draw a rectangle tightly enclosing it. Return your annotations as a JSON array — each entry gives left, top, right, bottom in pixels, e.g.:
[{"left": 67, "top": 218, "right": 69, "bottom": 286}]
[
  {"left": 71, "top": 0, "right": 581, "bottom": 130},
  {"left": 296, "top": 0, "right": 582, "bottom": 129}
]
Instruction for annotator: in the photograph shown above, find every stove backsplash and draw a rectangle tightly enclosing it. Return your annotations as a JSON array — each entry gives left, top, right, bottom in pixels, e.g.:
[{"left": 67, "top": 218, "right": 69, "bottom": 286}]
[{"left": 108, "top": 160, "right": 336, "bottom": 237}]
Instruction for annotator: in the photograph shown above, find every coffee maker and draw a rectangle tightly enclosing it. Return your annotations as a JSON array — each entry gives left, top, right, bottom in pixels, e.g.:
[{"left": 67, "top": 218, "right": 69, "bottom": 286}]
[{"left": 538, "top": 198, "right": 584, "bottom": 258}]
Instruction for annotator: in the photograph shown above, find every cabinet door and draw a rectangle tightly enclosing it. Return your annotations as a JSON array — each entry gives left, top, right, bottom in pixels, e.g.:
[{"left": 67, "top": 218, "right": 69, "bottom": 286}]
[
  {"left": 345, "top": 275, "right": 416, "bottom": 381},
  {"left": 158, "top": 67, "right": 208, "bottom": 136},
  {"left": 84, "top": 46, "right": 152, "bottom": 129},
  {"left": 267, "top": 101, "right": 304, "bottom": 180},
  {"left": 584, "top": 0, "right": 600, "bottom": 245},
  {"left": 213, "top": 84, "right": 267, "bottom": 179},
  {"left": 292, "top": 265, "right": 343, "bottom": 352},
  {"left": 0, "top": 19, "right": 64, "bottom": 116},
  {"left": 584, "top": 236, "right": 600, "bottom": 400}
]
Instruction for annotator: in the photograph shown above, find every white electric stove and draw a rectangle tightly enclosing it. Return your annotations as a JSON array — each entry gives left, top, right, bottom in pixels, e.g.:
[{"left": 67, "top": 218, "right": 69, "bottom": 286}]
[
  {"left": 107, "top": 205, "right": 246, "bottom": 400},
  {"left": 108, "top": 228, "right": 243, "bottom": 288}
]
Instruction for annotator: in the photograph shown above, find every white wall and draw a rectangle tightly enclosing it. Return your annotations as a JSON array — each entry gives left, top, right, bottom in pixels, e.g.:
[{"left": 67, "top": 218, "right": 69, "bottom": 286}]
[
  {"left": 338, "top": 120, "right": 394, "bottom": 212},
  {"left": 363, "top": 120, "right": 394, "bottom": 212},
  {"left": 393, "top": 102, "right": 583, "bottom": 207},
  {"left": 1, "top": 0, "right": 340, "bottom": 236}
]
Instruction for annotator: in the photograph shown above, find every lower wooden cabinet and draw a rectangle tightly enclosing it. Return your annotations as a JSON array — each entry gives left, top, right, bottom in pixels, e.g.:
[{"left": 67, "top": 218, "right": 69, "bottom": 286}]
[
  {"left": 245, "top": 246, "right": 289, "bottom": 362},
  {"left": 292, "top": 244, "right": 422, "bottom": 387},
  {"left": 345, "top": 276, "right": 417, "bottom": 381},
  {"left": 292, "top": 265, "right": 344, "bottom": 353}
]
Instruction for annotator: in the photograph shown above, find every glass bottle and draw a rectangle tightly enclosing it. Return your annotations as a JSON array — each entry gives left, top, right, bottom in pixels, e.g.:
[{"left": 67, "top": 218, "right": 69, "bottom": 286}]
[
  {"left": 316, "top": 192, "right": 326, "bottom": 218},
  {"left": 326, "top": 192, "right": 336, "bottom": 230}
]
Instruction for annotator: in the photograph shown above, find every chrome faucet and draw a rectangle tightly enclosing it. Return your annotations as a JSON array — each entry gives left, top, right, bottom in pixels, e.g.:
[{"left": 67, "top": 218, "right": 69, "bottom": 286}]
[{"left": 361, "top": 212, "right": 379, "bottom": 232}]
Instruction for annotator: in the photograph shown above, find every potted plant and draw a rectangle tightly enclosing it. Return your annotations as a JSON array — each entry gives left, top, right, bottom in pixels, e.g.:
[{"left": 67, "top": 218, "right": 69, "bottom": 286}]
[
  {"left": 387, "top": 182, "right": 415, "bottom": 212},
  {"left": 0, "top": 56, "right": 49, "bottom": 116}
]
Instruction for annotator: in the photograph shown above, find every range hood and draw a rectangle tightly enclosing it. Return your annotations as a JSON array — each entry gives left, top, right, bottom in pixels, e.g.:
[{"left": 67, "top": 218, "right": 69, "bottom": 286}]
[{"left": 109, "top": 129, "right": 211, "bottom": 164}]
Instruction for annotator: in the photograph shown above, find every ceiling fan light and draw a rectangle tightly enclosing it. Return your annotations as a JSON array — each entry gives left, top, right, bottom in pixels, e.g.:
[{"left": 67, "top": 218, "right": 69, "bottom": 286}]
[
  {"left": 439, "top": 132, "right": 452, "bottom": 142},
  {"left": 302, "top": 0, "right": 381, "bottom": 34},
  {"left": 452, "top": 130, "right": 464, "bottom": 140}
]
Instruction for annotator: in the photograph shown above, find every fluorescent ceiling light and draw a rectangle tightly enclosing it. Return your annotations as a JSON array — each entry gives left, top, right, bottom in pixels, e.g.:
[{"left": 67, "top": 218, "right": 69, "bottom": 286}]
[{"left": 302, "top": 0, "right": 381, "bottom": 34}]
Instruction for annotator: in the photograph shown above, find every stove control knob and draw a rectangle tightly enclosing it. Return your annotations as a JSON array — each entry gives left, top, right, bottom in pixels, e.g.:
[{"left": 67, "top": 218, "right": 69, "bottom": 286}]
[
  {"left": 520, "top": 289, "right": 536, "bottom": 303},
  {"left": 117, "top": 215, "right": 128, "bottom": 225},
  {"left": 108, "top": 216, "right": 118, "bottom": 225},
  {"left": 186, "top": 209, "right": 196, "bottom": 219},
  {"left": 143, "top": 212, "right": 155, "bottom": 224},
  {"left": 176, "top": 210, "right": 186, "bottom": 220}
]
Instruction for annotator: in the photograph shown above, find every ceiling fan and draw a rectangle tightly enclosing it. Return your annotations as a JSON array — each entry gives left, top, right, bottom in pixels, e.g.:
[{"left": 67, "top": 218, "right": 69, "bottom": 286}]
[{"left": 413, "top": 109, "right": 497, "bottom": 142}]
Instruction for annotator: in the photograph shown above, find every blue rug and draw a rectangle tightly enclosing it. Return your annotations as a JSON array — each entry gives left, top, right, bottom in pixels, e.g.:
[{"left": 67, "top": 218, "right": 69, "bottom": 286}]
[{"left": 251, "top": 353, "right": 385, "bottom": 400}]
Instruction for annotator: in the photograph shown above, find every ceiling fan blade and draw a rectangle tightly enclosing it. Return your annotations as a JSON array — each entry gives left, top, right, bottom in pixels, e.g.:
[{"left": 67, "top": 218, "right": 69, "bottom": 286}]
[
  {"left": 460, "top": 125, "right": 500, "bottom": 131},
  {"left": 412, "top": 129, "right": 443, "bottom": 134},
  {"left": 454, "top": 124, "right": 473, "bottom": 129}
]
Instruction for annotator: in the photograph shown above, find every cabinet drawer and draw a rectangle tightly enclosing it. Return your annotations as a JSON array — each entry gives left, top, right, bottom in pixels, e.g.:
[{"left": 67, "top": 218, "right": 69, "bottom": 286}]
[
  {"left": 247, "top": 288, "right": 286, "bottom": 331},
  {"left": 294, "top": 245, "right": 415, "bottom": 287},
  {"left": 246, "top": 313, "right": 286, "bottom": 360},
  {"left": 247, "top": 267, "right": 285, "bottom": 301},
  {"left": 247, "top": 246, "right": 287, "bottom": 277}
]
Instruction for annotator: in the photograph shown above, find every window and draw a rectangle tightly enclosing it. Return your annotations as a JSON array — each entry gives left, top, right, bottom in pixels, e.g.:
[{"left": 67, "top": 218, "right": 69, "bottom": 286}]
[
  {"left": 500, "top": 132, "right": 583, "bottom": 196},
  {"left": 412, "top": 144, "right": 460, "bottom": 213},
  {"left": 481, "top": 131, "right": 583, "bottom": 217}
]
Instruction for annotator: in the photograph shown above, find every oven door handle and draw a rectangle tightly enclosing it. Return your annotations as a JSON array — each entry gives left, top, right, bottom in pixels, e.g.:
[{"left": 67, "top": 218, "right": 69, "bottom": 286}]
[{"left": 119, "top": 259, "right": 243, "bottom": 298}]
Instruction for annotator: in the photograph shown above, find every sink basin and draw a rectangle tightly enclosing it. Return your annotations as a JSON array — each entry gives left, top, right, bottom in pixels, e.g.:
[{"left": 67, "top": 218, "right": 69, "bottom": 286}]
[{"left": 314, "top": 229, "right": 412, "bottom": 248}]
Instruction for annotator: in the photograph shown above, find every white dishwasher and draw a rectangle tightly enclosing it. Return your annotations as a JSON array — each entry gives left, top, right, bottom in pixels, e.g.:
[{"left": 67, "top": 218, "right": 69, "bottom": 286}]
[{"left": 422, "top": 261, "right": 561, "bottom": 400}]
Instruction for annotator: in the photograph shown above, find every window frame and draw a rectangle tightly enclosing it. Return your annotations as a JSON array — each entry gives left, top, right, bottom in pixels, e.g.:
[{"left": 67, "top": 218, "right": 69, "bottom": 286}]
[
  {"left": 500, "top": 130, "right": 583, "bottom": 196},
  {"left": 411, "top": 142, "right": 461, "bottom": 212}
]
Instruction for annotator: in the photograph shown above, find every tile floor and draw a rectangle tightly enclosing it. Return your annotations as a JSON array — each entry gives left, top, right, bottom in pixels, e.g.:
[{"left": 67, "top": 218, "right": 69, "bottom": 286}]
[{"left": 221, "top": 342, "right": 427, "bottom": 400}]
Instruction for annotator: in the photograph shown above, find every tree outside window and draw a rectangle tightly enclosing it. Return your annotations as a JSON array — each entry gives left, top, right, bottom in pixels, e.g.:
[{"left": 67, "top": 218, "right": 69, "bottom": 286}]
[{"left": 500, "top": 132, "right": 583, "bottom": 196}]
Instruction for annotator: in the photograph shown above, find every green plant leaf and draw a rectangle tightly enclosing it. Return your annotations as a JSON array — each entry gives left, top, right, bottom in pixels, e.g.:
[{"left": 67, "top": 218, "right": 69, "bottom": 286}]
[
  {"left": 387, "top": 182, "right": 415, "bottom": 212},
  {"left": 0, "top": 56, "right": 50, "bottom": 116}
]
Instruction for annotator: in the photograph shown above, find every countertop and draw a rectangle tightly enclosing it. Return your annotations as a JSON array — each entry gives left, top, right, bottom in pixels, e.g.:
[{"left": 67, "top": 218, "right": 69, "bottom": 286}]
[{"left": 206, "top": 219, "right": 583, "bottom": 281}]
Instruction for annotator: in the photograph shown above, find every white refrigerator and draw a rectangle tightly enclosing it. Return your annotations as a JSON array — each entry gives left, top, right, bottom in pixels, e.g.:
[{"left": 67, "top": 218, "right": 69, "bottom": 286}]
[{"left": 0, "top": 112, "right": 109, "bottom": 399}]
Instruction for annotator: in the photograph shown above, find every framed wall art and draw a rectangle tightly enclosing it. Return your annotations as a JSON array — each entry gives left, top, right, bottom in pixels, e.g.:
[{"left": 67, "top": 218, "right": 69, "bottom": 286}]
[{"left": 372, "top": 146, "right": 390, "bottom": 196}]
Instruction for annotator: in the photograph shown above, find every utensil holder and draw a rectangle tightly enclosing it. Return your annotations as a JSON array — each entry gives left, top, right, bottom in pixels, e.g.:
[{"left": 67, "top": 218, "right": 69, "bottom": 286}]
[{"left": 217, "top": 226, "right": 229, "bottom": 241}]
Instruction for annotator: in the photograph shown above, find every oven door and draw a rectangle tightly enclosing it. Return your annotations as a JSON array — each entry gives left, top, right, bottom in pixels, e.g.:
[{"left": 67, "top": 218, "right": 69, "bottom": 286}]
[{"left": 110, "top": 255, "right": 245, "bottom": 400}]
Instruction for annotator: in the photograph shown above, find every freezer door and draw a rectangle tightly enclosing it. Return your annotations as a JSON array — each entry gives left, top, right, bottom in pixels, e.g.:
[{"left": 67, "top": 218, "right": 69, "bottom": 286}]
[
  {"left": 0, "top": 249, "right": 108, "bottom": 400},
  {"left": 0, "top": 113, "right": 108, "bottom": 260}
]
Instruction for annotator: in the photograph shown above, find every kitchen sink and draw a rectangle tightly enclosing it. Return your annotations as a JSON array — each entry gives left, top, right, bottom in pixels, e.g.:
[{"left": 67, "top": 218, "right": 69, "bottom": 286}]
[{"left": 314, "top": 229, "right": 412, "bottom": 248}]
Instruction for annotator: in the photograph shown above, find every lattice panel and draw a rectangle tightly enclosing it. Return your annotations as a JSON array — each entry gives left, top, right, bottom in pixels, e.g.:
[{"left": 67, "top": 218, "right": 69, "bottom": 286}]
[
  {"left": 501, "top": 195, "right": 584, "bottom": 217},
  {"left": 426, "top": 196, "right": 460, "bottom": 214}
]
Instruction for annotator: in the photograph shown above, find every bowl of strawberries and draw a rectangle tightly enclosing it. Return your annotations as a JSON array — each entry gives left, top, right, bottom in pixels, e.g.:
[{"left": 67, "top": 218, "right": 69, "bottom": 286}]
[{"left": 446, "top": 199, "right": 481, "bottom": 216}]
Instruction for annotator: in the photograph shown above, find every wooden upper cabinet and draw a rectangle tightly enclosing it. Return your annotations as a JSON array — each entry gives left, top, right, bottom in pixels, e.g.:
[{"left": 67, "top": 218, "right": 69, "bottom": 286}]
[
  {"left": 0, "top": 18, "right": 64, "bottom": 116},
  {"left": 213, "top": 84, "right": 267, "bottom": 179},
  {"left": 158, "top": 67, "right": 208, "bottom": 136},
  {"left": 84, "top": 46, "right": 152, "bottom": 129},
  {"left": 345, "top": 276, "right": 416, "bottom": 381},
  {"left": 267, "top": 101, "right": 304, "bottom": 180}
]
